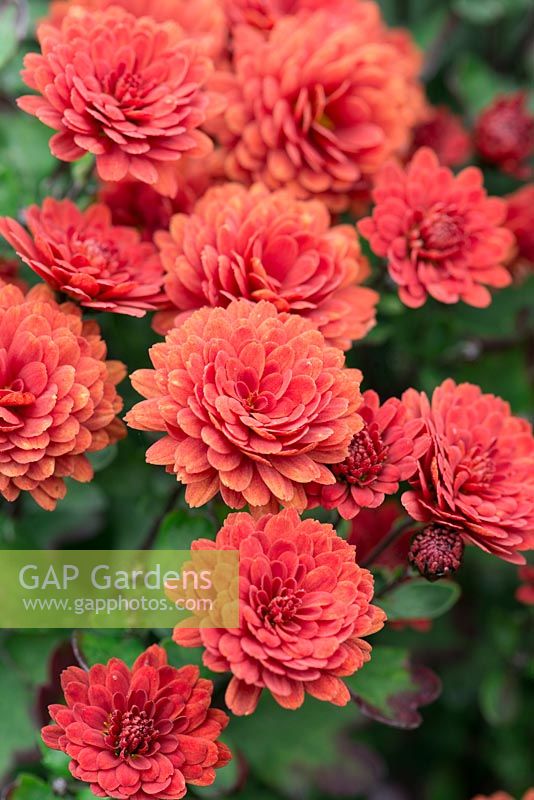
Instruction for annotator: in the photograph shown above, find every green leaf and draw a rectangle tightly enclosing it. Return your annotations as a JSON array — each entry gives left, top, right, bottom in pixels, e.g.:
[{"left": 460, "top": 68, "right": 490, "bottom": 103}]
[
  {"left": 154, "top": 509, "right": 217, "bottom": 550},
  {"left": 348, "top": 647, "right": 413, "bottom": 713},
  {"left": 7, "top": 481, "right": 107, "bottom": 548},
  {"left": 7, "top": 774, "right": 55, "bottom": 800},
  {"left": 453, "top": 0, "right": 531, "bottom": 23},
  {"left": 88, "top": 444, "right": 118, "bottom": 472},
  {"left": 0, "top": 5, "right": 18, "bottom": 69},
  {"left": 229, "top": 694, "right": 356, "bottom": 795},
  {"left": 0, "top": 114, "right": 56, "bottom": 216},
  {"left": 347, "top": 646, "right": 441, "bottom": 729},
  {"left": 5, "top": 631, "right": 65, "bottom": 687},
  {"left": 453, "top": 54, "right": 518, "bottom": 116},
  {"left": 75, "top": 631, "right": 145, "bottom": 668},
  {"left": 479, "top": 669, "right": 519, "bottom": 726},
  {"left": 39, "top": 746, "right": 72, "bottom": 780},
  {"left": 160, "top": 637, "right": 213, "bottom": 680},
  {"left": 453, "top": 0, "right": 507, "bottom": 23},
  {"left": 377, "top": 579, "right": 461, "bottom": 620}
]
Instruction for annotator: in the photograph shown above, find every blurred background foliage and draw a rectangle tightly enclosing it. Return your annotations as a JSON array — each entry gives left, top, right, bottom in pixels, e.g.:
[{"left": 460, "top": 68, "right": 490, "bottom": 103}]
[{"left": 0, "top": 0, "right": 533, "bottom": 799}]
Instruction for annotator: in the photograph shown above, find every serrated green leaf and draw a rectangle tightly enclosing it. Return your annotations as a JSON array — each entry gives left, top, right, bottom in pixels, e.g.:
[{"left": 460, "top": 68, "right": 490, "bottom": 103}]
[{"left": 377, "top": 579, "right": 461, "bottom": 620}]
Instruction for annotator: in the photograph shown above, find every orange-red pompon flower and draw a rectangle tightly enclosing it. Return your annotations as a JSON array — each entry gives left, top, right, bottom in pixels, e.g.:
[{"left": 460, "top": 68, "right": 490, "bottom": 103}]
[
  {"left": 307, "top": 390, "right": 430, "bottom": 518},
  {"left": 402, "top": 379, "right": 534, "bottom": 564},
  {"left": 211, "top": 4, "right": 424, "bottom": 210},
  {"left": 173, "top": 508, "right": 385, "bottom": 714},
  {"left": 359, "top": 147, "right": 514, "bottom": 308},
  {"left": 0, "top": 198, "right": 165, "bottom": 316},
  {"left": 48, "top": 0, "right": 228, "bottom": 61},
  {"left": 126, "top": 299, "right": 363, "bottom": 513},
  {"left": 155, "top": 182, "right": 377, "bottom": 349},
  {"left": 0, "top": 283, "right": 125, "bottom": 510},
  {"left": 42, "top": 645, "right": 231, "bottom": 800},
  {"left": 19, "top": 7, "right": 224, "bottom": 195}
]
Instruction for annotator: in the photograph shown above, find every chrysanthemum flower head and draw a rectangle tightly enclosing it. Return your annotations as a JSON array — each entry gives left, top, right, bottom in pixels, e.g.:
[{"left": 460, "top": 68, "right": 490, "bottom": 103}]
[
  {"left": 19, "top": 7, "right": 224, "bottom": 195},
  {"left": 307, "top": 390, "right": 430, "bottom": 518},
  {"left": 504, "top": 184, "right": 534, "bottom": 277},
  {"left": 173, "top": 508, "right": 385, "bottom": 714},
  {"left": 154, "top": 182, "right": 377, "bottom": 349},
  {"left": 402, "top": 379, "right": 534, "bottom": 564},
  {"left": 358, "top": 147, "right": 514, "bottom": 308},
  {"left": 0, "top": 282, "right": 125, "bottom": 510},
  {"left": 0, "top": 198, "right": 165, "bottom": 316},
  {"left": 126, "top": 299, "right": 363, "bottom": 513},
  {"left": 410, "top": 105, "right": 471, "bottom": 167},
  {"left": 474, "top": 93, "right": 534, "bottom": 177},
  {"left": 42, "top": 644, "right": 231, "bottom": 800},
  {"left": 211, "top": 3, "right": 425, "bottom": 210},
  {"left": 48, "top": 0, "right": 228, "bottom": 61}
]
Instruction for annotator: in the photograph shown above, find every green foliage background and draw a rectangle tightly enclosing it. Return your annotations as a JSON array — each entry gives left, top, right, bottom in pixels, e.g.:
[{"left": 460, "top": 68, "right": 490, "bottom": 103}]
[{"left": 0, "top": 1, "right": 533, "bottom": 799}]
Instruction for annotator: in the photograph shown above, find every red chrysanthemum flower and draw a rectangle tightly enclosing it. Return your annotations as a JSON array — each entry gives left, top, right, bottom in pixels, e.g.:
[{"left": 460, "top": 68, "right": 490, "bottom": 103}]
[
  {"left": 0, "top": 283, "right": 125, "bottom": 510},
  {"left": 516, "top": 565, "right": 534, "bottom": 606},
  {"left": 307, "top": 390, "right": 430, "bottom": 519},
  {"left": 358, "top": 147, "right": 514, "bottom": 308},
  {"left": 504, "top": 184, "right": 534, "bottom": 277},
  {"left": 410, "top": 105, "right": 471, "bottom": 167},
  {"left": 474, "top": 93, "right": 534, "bottom": 178},
  {"left": 48, "top": 0, "right": 228, "bottom": 61},
  {"left": 41, "top": 645, "right": 231, "bottom": 800},
  {"left": 19, "top": 7, "right": 224, "bottom": 196},
  {"left": 0, "top": 198, "right": 165, "bottom": 316},
  {"left": 173, "top": 508, "right": 385, "bottom": 714},
  {"left": 211, "top": 3, "right": 425, "bottom": 210},
  {"left": 154, "top": 182, "right": 377, "bottom": 349},
  {"left": 401, "top": 379, "right": 534, "bottom": 564},
  {"left": 126, "top": 299, "right": 363, "bottom": 513}
]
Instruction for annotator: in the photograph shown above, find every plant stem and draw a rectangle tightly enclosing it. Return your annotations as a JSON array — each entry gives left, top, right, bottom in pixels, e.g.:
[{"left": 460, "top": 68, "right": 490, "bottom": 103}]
[
  {"left": 142, "top": 485, "right": 182, "bottom": 550},
  {"left": 421, "top": 11, "right": 460, "bottom": 81},
  {"left": 361, "top": 516, "right": 418, "bottom": 568}
]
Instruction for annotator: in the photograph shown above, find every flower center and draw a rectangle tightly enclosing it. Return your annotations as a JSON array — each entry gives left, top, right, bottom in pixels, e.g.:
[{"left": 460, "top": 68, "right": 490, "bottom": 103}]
[
  {"left": 105, "top": 68, "right": 148, "bottom": 107},
  {"left": 234, "top": 369, "right": 275, "bottom": 414},
  {"left": 104, "top": 709, "right": 158, "bottom": 760},
  {"left": 332, "top": 425, "right": 388, "bottom": 486},
  {"left": 262, "top": 586, "right": 305, "bottom": 626},
  {"left": 461, "top": 449, "right": 496, "bottom": 491},
  {"left": 75, "top": 237, "right": 123, "bottom": 277},
  {"left": 411, "top": 206, "right": 466, "bottom": 260}
]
